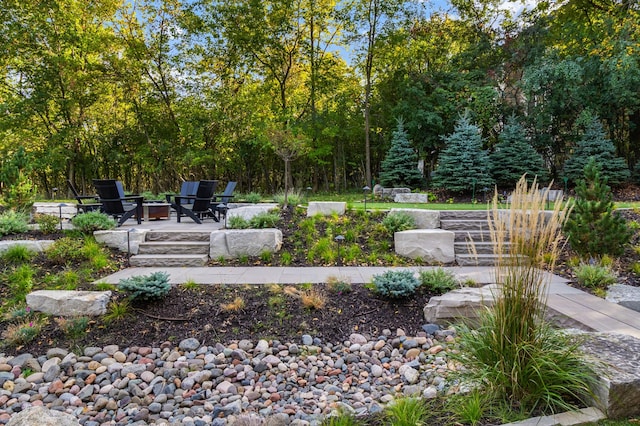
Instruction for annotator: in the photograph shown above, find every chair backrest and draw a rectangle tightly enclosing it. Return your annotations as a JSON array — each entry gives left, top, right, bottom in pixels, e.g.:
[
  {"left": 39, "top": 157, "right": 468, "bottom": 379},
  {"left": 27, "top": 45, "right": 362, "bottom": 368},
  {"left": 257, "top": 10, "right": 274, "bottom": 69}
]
[
  {"left": 93, "top": 179, "right": 126, "bottom": 214},
  {"left": 219, "top": 181, "right": 237, "bottom": 204},
  {"left": 180, "top": 181, "right": 199, "bottom": 204},
  {"left": 116, "top": 181, "right": 126, "bottom": 199},
  {"left": 191, "top": 180, "right": 218, "bottom": 212},
  {"left": 67, "top": 180, "right": 83, "bottom": 202}
]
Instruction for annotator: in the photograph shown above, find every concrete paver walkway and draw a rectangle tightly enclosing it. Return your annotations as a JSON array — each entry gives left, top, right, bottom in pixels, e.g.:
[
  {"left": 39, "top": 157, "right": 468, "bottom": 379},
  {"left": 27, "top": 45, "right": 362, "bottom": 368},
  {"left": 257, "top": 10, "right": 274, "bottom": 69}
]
[{"left": 97, "top": 265, "right": 640, "bottom": 339}]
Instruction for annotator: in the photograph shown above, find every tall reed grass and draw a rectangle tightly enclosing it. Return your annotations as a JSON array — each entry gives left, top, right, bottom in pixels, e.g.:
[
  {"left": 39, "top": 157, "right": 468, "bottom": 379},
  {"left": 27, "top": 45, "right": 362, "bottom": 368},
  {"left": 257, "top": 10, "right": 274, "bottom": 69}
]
[{"left": 458, "top": 176, "right": 597, "bottom": 416}]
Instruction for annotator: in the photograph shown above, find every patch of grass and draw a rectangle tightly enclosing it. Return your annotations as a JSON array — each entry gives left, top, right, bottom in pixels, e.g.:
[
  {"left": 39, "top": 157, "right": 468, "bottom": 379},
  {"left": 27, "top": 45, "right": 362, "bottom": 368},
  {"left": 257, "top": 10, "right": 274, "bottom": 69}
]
[
  {"left": 8, "top": 264, "right": 36, "bottom": 302},
  {"left": 1, "top": 317, "right": 46, "bottom": 347},
  {"left": 326, "top": 276, "right": 352, "bottom": 294},
  {"left": 55, "top": 316, "right": 90, "bottom": 340},
  {"left": 1, "top": 244, "right": 36, "bottom": 264},
  {"left": 181, "top": 279, "right": 200, "bottom": 291},
  {"left": 300, "top": 289, "right": 326, "bottom": 309},
  {"left": 103, "top": 299, "right": 133, "bottom": 324},
  {"left": 384, "top": 396, "right": 429, "bottom": 426},
  {"left": 574, "top": 263, "right": 618, "bottom": 288}
]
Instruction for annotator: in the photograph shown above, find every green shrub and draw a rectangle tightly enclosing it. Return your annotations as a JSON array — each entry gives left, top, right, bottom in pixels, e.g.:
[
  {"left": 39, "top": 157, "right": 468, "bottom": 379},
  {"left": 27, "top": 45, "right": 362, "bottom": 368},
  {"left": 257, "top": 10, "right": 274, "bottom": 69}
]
[
  {"left": 45, "top": 237, "right": 86, "bottom": 265},
  {"left": 419, "top": 268, "right": 459, "bottom": 294},
  {"left": 382, "top": 212, "right": 415, "bottom": 234},
  {"left": 273, "top": 189, "right": 302, "bottom": 206},
  {"left": 118, "top": 271, "right": 171, "bottom": 301},
  {"left": 71, "top": 211, "right": 116, "bottom": 233},
  {"left": 371, "top": 270, "right": 419, "bottom": 298},
  {"left": 34, "top": 214, "right": 60, "bottom": 234},
  {"left": 1, "top": 244, "right": 36, "bottom": 264},
  {"left": 1, "top": 172, "right": 37, "bottom": 213},
  {"left": 0, "top": 210, "right": 29, "bottom": 236},
  {"left": 327, "top": 276, "right": 352, "bottom": 294},
  {"left": 8, "top": 264, "right": 35, "bottom": 301},
  {"left": 384, "top": 396, "right": 429, "bottom": 426},
  {"left": 244, "top": 192, "right": 262, "bottom": 203},
  {"left": 228, "top": 216, "right": 250, "bottom": 229},
  {"left": 574, "top": 263, "right": 617, "bottom": 288},
  {"left": 249, "top": 212, "right": 280, "bottom": 228}
]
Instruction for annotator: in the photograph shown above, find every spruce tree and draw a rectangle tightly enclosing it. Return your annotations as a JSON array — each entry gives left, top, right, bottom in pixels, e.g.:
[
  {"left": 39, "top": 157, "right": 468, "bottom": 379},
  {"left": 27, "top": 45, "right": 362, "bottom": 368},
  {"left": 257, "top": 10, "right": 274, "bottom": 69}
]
[
  {"left": 563, "top": 114, "right": 630, "bottom": 185},
  {"left": 431, "top": 115, "right": 494, "bottom": 193},
  {"left": 490, "top": 116, "right": 548, "bottom": 189},
  {"left": 378, "top": 118, "right": 424, "bottom": 187},
  {"left": 565, "top": 158, "right": 632, "bottom": 259}
]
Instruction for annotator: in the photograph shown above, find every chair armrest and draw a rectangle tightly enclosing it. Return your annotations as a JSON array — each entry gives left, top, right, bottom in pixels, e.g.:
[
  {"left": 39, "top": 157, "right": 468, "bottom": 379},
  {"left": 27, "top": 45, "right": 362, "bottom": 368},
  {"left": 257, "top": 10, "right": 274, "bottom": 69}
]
[
  {"left": 121, "top": 195, "right": 144, "bottom": 202},
  {"left": 212, "top": 194, "right": 235, "bottom": 201}
]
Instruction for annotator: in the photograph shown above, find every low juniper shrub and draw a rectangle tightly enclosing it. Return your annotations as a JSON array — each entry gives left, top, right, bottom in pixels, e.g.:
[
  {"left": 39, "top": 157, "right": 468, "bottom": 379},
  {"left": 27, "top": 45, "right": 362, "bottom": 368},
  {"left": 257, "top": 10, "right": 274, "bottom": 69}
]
[
  {"left": 118, "top": 271, "right": 171, "bottom": 301},
  {"left": 371, "top": 270, "right": 420, "bottom": 298},
  {"left": 382, "top": 212, "right": 415, "bottom": 234},
  {"left": 71, "top": 211, "right": 116, "bottom": 233}
]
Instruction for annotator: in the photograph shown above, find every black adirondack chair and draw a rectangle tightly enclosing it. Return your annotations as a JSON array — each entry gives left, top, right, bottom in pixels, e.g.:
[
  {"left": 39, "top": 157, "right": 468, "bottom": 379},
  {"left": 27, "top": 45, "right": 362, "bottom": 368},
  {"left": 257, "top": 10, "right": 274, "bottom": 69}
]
[
  {"left": 165, "top": 181, "right": 199, "bottom": 206},
  {"left": 168, "top": 180, "right": 219, "bottom": 223},
  {"left": 92, "top": 179, "right": 143, "bottom": 227},
  {"left": 212, "top": 181, "right": 237, "bottom": 221},
  {"left": 67, "top": 180, "right": 101, "bottom": 214}
]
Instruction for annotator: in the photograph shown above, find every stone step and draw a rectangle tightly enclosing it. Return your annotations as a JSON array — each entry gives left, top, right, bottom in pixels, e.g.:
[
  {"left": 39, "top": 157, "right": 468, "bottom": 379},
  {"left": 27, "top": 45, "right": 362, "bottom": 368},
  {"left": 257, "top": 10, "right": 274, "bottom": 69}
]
[
  {"left": 453, "top": 230, "right": 494, "bottom": 243},
  {"left": 129, "top": 254, "right": 209, "bottom": 267},
  {"left": 455, "top": 242, "right": 511, "bottom": 255},
  {"left": 138, "top": 241, "right": 210, "bottom": 255},
  {"left": 144, "top": 231, "right": 211, "bottom": 242},
  {"left": 439, "top": 210, "right": 492, "bottom": 221},
  {"left": 440, "top": 219, "right": 491, "bottom": 231}
]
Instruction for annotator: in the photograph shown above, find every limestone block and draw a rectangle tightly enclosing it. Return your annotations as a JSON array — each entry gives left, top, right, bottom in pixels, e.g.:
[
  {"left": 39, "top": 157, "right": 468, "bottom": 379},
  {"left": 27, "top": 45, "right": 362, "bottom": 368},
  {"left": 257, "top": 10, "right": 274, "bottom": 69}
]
[
  {"left": 32, "top": 202, "right": 77, "bottom": 220},
  {"left": 0, "top": 240, "right": 54, "bottom": 254},
  {"left": 27, "top": 290, "right": 112, "bottom": 316},
  {"left": 227, "top": 204, "right": 279, "bottom": 221},
  {"left": 210, "top": 229, "right": 283, "bottom": 259},
  {"left": 423, "top": 285, "right": 498, "bottom": 325},
  {"left": 606, "top": 284, "right": 640, "bottom": 312},
  {"left": 307, "top": 201, "right": 346, "bottom": 217},
  {"left": 94, "top": 229, "right": 147, "bottom": 254},
  {"left": 389, "top": 209, "right": 440, "bottom": 229},
  {"left": 394, "top": 193, "right": 429, "bottom": 203},
  {"left": 579, "top": 332, "right": 640, "bottom": 419},
  {"left": 7, "top": 406, "right": 80, "bottom": 426},
  {"left": 374, "top": 187, "right": 411, "bottom": 200},
  {"left": 394, "top": 229, "right": 455, "bottom": 263}
]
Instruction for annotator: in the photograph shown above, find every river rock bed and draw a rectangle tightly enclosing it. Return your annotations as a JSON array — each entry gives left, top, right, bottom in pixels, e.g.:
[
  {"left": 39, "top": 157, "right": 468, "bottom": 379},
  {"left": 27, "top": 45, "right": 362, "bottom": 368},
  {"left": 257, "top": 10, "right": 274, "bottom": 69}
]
[{"left": 0, "top": 325, "right": 459, "bottom": 425}]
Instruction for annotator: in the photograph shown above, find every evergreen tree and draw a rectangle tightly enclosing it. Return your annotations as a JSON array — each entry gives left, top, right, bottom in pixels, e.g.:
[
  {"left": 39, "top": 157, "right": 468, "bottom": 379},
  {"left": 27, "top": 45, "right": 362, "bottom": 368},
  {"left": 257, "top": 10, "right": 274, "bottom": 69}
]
[
  {"left": 490, "top": 116, "right": 548, "bottom": 189},
  {"left": 431, "top": 115, "right": 494, "bottom": 193},
  {"left": 563, "top": 113, "right": 630, "bottom": 185},
  {"left": 378, "top": 119, "right": 424, "bottom": 187},
  {"left": 565, "top": 158, "right": 632, "bottom": 259}
]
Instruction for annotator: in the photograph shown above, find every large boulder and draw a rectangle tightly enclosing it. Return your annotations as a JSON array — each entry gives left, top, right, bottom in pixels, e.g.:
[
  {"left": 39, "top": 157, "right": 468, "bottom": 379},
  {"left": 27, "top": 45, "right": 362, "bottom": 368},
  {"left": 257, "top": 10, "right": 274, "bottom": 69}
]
[
  {"left": 210, "top": 229, "right": 283, "bottom": 259},
  {"left": 26, "top": 290, "right": 112, "bottom": 316},
  {"left": 394, "top": 193, "right": 429, "bottom": 203},
  {"left": 94, "top": 229, "right": 147, "bottom": 254},
  {"left": 7, "top": 406, "right": 80, "bottom": 426},
  {"left": 0, "top": 240, "right": 54, "bottom": 254},
  {"left": 423, "top": 285, "right": 498, "bottom": 325},
  {"left": 227, "top": 204, "right": 279, "bottom": 221},
  {"left": 579, "top": 332, "right": 640, "bottom": 419},
  {"left": 373, "top": 186, "right": 411, "bottom": 200},
  {"left": 606, "top": 284, "right": 640, "bottom": 312},
  {"left": 394, "top": 229, "right": 455, "bottom": 263},
  {"left": 388, "top": 209, "right": 440, "bottom": 229},
  {"left": 307, "top": 202, "right": 346, "bottom": 217}
]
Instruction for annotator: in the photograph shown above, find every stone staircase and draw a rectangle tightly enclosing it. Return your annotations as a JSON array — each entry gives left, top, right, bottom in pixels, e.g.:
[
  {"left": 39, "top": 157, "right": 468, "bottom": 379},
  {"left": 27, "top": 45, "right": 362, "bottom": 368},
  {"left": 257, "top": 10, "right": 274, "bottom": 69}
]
[
  {"left": 129, "top": 231, "right": 211, "bottom": 267},
  {"left": 440, "top": 210, "right": 508, "bottom": 266}
]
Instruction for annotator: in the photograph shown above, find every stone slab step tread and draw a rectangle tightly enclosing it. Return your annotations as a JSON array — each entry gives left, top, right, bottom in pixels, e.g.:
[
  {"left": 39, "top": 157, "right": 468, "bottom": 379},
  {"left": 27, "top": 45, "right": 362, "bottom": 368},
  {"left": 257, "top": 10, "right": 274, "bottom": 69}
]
[
  {"left": 129, "top": 254, "right": 209, "bottom": 267},
  {"left": 547, "top": 293, "right": 640, "bottom": 338},
  {"left": 138, "top": 241, "right": 210, "bottom": 255},
  {"left": 440, "top": 219, "right": 491, "bottom": 231},
  {"left": 144, "top": 231, "right": 211, "bottom": 242},
  {"left": 456, "top": 253, "right": 520, "bottom": 266},
  {"left": 454, "top": 242, "right": 511, "bottom": 255},
  {"left": 439, "top": 210, "right": 493, "bottom": 220},
  {"left": 453, "top": 230, "right": 494, "bottom": 242}
]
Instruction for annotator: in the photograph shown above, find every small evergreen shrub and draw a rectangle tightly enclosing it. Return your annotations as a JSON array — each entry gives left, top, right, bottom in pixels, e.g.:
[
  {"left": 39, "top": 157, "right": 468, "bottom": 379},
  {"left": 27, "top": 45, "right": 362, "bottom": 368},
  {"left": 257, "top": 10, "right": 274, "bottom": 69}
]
[
  {"left": 249, "top": 212, "right": 280, "bottom": 228},
  {"left": 0, "top": 210, "right": 29, "bottom": 236},
  {"left": 371, "top": 270, "right": 420, "bottom": 298},
  {"left": 228, "top": 216, "right": 250, "bottom": 229},
  {"left": 45, "top": 237, "right": 86, "bottom": 265},
  {"left": 118, "top": 271, "right": 171, "bottom": 301},
  {"left": 34, "top": 214, "right": 60, "bottom": 234},
  {"left": 419, "top": 268, "right": 459, "bottom": 294},
  {"left": 71, "top": 211, "right": 116, "bottom": 233},
  {"left": 382, "top": 212, "right": 416, "bottom": 234},
  {"left": 574, "top": 263, "right": 617, "bottom": 288}
]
